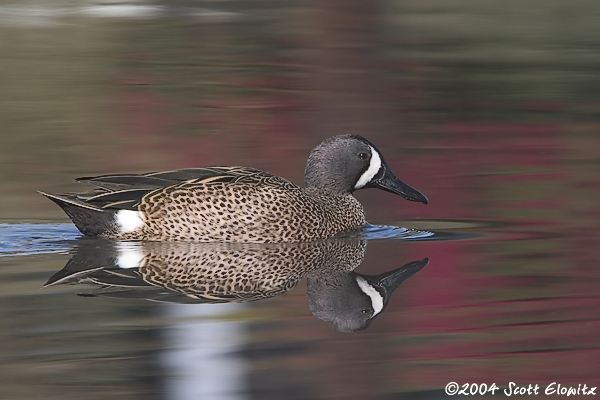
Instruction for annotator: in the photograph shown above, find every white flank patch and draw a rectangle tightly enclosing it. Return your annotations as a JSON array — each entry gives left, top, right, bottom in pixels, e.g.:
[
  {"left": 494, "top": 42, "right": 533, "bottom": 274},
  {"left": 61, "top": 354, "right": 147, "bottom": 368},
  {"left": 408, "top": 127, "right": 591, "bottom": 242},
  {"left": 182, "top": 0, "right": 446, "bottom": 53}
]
[
  {"left": 117, "top": 242, "right": 144, "bottom": 269},
  {"left": 355, "top": 276, "right": 384, "bottom": 316},
  {"left": 116, "top": 210, "right": 145, "bottom": 233},
  {"left": 354, "top": 145, "right": 382, "bottom": 189}
]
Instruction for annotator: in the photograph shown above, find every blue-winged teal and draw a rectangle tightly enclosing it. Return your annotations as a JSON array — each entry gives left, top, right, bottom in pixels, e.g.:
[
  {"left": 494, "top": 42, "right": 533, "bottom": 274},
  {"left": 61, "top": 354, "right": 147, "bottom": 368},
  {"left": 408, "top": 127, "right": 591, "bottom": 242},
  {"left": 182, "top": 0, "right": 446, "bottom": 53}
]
[
  {"left": 40, "top": 135, "right": 427, "bottom": 242},
  {"left": 45, "top": 239, "right": 428, "bottom": 331}
]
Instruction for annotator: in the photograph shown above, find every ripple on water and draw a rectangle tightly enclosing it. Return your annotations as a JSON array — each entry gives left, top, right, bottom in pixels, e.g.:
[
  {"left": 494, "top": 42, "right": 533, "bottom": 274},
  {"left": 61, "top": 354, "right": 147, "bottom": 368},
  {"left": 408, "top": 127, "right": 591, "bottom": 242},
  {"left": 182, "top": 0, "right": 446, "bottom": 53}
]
[
  {"left": 363, "top": 219, "right": 493, "bottom": 241},
  {"left": 0, "top": 220, "right": 480, "bottom": 257},
  {"left": 362, "top": 224, "right": 435, "bottom": 240},
  {"left": 0, "top": 223, "right": 80, "bottom": 257}
]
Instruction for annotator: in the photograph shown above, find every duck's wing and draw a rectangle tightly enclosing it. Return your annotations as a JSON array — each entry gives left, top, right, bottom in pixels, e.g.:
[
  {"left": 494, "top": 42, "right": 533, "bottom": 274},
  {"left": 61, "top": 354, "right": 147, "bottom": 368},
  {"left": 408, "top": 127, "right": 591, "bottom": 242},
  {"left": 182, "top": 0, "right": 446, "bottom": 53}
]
[{"left": 42, "top": 167, "right": 290, "bottom": 211}]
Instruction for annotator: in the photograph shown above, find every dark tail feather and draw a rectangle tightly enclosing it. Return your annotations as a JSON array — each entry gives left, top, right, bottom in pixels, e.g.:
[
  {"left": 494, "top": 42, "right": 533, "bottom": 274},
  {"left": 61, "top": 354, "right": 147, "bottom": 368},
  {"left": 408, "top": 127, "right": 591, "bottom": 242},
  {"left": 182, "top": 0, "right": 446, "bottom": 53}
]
[{"left": 39, "top": 191, "right": 118, "bottom": 237}]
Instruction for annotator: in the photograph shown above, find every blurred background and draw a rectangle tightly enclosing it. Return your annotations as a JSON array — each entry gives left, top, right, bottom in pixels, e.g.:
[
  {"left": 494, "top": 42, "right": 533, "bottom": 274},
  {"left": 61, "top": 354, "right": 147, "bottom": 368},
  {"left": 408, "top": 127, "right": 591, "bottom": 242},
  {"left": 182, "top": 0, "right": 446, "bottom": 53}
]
[{"left": 0, "top": 1, "right": 599, "bottom": 399}]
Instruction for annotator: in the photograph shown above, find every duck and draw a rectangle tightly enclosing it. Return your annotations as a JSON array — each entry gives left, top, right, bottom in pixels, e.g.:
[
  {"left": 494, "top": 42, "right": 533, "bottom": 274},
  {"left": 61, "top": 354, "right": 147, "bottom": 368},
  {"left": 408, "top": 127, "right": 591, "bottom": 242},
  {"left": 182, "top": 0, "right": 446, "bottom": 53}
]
[
  {"left": 44, "top": 238, "right": 428, "bottom": 332},
  {"left": 40, "top": 135, "right": 427, "bottom": 242}
]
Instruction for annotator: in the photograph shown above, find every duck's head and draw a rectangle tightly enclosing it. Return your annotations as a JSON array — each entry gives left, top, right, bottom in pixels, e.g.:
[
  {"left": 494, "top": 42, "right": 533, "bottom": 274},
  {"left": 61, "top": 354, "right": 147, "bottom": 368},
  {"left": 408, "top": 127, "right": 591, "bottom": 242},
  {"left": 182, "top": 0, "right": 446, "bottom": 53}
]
[{"left": 305, "top": 135, "right": 428, "bottom": 204}]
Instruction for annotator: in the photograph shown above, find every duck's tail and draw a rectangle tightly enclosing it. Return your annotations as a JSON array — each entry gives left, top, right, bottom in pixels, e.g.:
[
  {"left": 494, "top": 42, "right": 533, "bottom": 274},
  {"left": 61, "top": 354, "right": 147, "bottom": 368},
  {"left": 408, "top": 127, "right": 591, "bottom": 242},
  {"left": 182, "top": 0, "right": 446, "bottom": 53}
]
[{"left": 39, "top": 191, "right": 119, "bottom": 237}]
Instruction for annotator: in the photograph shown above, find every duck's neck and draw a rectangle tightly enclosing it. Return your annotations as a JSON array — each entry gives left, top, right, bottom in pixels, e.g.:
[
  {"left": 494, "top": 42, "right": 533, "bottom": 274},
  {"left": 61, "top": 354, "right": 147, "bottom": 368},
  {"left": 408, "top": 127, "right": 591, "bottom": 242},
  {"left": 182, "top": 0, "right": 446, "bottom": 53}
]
[
  {"left": 304, "top": 183, "right": 354, "bottom": 197},
  {"left": 304, "top": 187, "right": 366, "bottom": 228}
]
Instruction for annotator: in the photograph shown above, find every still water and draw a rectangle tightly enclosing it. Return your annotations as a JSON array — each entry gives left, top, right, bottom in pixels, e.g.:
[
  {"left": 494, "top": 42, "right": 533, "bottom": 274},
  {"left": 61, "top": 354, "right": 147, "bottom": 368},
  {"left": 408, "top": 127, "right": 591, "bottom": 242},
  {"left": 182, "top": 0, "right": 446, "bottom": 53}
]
[{"left": 1, "top": 1, "right": 599, "bottom": 399}]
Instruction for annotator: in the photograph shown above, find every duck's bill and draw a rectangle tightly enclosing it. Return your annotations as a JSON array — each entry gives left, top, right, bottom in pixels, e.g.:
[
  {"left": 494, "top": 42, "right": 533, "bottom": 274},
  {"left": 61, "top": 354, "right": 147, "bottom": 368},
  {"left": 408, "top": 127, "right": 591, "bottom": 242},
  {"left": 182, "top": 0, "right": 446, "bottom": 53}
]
[
  {"left": 368, "top": 168, "right": 428, "bottom": 204},
  {"left": 376, "top": 258, "right": 429, "bottom": 293}
]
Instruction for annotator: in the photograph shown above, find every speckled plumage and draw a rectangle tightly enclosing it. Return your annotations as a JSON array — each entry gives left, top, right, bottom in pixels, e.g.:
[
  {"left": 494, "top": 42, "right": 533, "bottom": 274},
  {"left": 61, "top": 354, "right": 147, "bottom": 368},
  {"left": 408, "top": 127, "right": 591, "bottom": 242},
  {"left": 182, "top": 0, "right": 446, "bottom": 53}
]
[
  {"left": 131, "top": 168, "right": 366, "bottom": 242},
  {"left": 140, "top": 239, "right": 366, "bottom": 301},
  {"left": 45, "top": 238, "right": 368, "bottom": 303},
  {"left": 41, "top": 135, "right": 428, "bottom": 242}
]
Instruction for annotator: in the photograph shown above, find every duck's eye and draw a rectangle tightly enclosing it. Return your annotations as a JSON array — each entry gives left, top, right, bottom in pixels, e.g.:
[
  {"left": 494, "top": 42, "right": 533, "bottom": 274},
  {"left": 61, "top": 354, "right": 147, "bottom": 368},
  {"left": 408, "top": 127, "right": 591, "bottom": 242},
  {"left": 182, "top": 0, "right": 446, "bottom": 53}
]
[{"left": 358, "top": 152, "right": 368, "bottom": 160}]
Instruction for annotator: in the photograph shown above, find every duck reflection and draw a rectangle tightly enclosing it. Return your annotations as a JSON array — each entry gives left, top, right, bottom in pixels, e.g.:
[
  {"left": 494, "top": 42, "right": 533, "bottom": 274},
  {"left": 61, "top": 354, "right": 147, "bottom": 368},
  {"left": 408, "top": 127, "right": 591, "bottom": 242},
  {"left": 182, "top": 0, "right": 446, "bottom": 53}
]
[
  {"left": 306, "top": 258, "right": 427, "bottom": 332},
  {"left": 45, "top": 238, "right": 427, "bottom": 332}
]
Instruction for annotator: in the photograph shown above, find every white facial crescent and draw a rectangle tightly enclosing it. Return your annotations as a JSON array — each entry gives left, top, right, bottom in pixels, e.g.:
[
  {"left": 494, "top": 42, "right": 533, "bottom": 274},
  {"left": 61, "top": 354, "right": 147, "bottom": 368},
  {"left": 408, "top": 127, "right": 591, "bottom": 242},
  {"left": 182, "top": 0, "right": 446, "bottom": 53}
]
[{"left": 354, "top": 145, "right": 382, "bottom": 190}]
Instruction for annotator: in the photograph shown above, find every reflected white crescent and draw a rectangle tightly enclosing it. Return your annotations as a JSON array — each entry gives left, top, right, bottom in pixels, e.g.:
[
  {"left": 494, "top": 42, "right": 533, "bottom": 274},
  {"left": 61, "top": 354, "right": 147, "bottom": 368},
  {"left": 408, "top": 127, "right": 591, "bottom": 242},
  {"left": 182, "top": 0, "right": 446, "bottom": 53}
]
[{"left": 356, "top": 276, "right": 384, "bottom": 316}]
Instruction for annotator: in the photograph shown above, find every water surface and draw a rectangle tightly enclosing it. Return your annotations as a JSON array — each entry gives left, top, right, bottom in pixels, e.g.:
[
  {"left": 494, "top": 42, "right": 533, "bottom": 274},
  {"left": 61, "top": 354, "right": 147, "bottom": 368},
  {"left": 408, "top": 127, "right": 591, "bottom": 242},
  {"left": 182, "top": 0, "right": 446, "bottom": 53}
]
[{"left": 1, "top": 1, "right": 599, "bottom": 399}]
